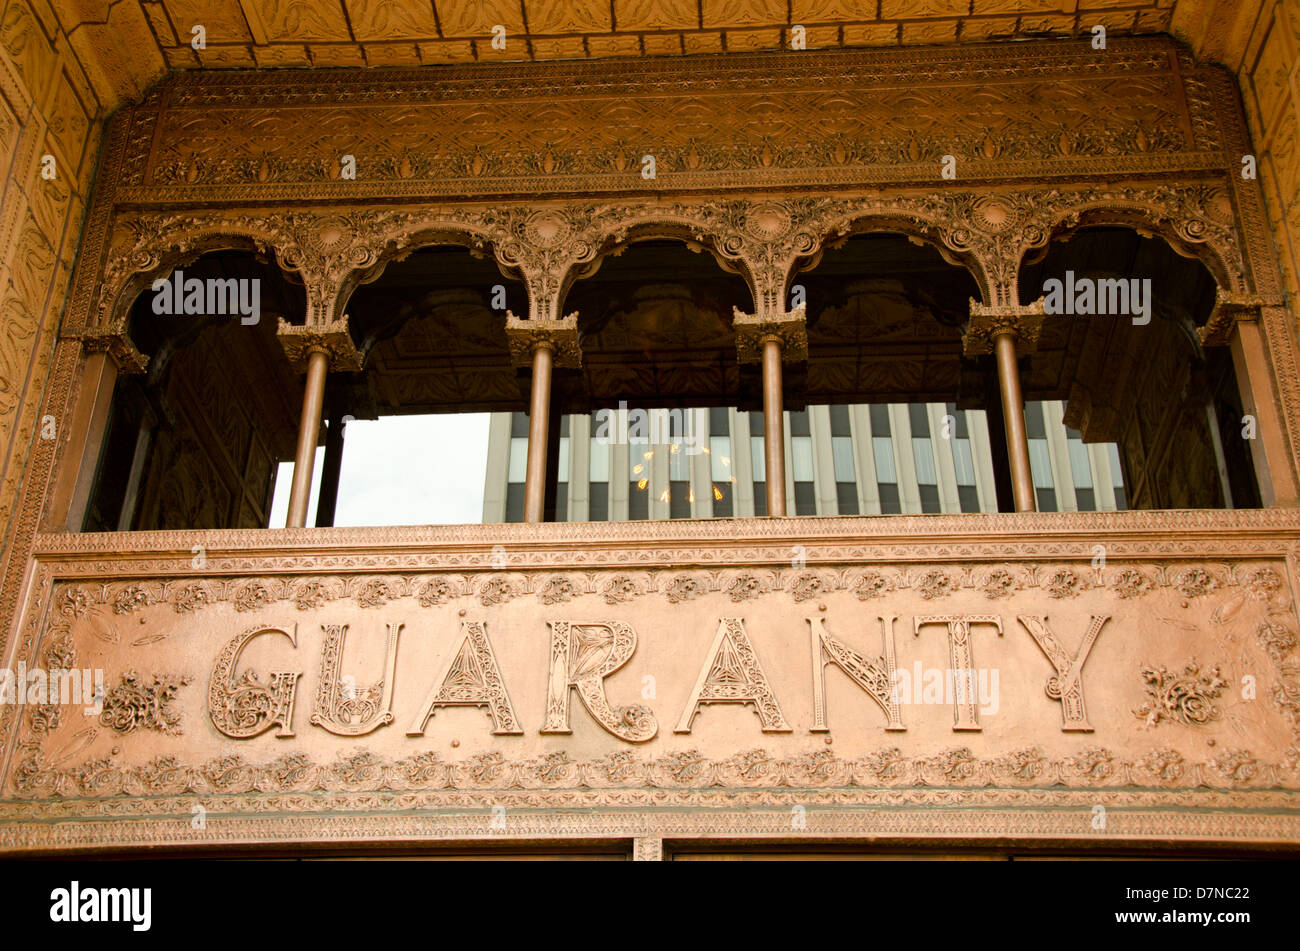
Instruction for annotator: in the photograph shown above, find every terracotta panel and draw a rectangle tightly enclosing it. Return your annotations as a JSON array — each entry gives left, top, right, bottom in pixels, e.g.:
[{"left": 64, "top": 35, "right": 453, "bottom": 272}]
[
  {"left": 843, "top": 22, "right": 900, "bottom": 45},
  {"left": 683, "top": 30, "right": 724, "bottom": 52},
  {"left": 310, "top": 43, "right": 368, "bottom": 66},
  {"left": 960, "top": 15, "right": 1019, "bottom": 39},
  {"left": 252, "top": 43, "right": 311, "bottom": 66},
  {"left": 344, "top": 0, "right": 440, "bottom": 42},
  {"left": 525, "top": 0, "right": 611, "bottom": 34},
  {"left": 615, "top": 0, "right": 698, "bottom": 31},
  {"left": 587, "top": 34, "right": 642, "bottom": 57},
  {"left": 435, "top": 0, "right": 526, "bottom": 38},
  {"left": 641, "top": 33, "right": 684, "bottom": 55},
  {"left": 1018, "top": 13, "right": 1079, "bottom": 34},
  {"left": 791, "top": 0, "right": 877, "bottom": 21},
  {"left": 701, "top": 0, "right": 788, "bottom": 29},
  {"left": 530, "top": 36, "right": 588, "bottom": 59},
  {"left": 161, "top": 0, "right": 253, "bottom": 43},
  {"left": 882, "top": 0, "right": 969, "bottom": 18},
  {"left": 902, "top": 19, "right": 959, "bottom": 44},
  {"left": 726, "top": 27, "right": 781, "bottom": 50},
  {"left": 363, "top": 42, "right": 422, "bottom": 65},
  {"left": 242, "top": 0, "right": 352, "bottom": 42}
]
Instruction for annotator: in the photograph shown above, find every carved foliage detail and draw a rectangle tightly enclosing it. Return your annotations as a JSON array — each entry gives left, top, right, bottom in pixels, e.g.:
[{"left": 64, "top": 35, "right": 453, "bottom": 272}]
[{"left": 1136, "top": 663, "right": 1230, "bottom": 728}]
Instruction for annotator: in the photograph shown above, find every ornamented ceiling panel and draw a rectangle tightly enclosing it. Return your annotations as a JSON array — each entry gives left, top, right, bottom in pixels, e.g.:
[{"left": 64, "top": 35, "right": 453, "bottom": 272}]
[{"left": 66, "top": 0, "right": 1181, "bottom": 80}]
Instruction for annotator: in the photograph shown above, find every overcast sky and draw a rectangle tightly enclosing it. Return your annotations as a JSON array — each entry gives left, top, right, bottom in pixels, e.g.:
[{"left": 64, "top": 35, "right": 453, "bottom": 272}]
[{"left": 269, "top": 414, "right": 491, "bottom": 527}]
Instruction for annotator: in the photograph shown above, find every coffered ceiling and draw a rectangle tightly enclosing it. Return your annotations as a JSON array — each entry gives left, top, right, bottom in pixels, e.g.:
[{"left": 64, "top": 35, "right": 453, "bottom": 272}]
[{"left": 35, "top": 0, "right": 1260, "bottom": 110}]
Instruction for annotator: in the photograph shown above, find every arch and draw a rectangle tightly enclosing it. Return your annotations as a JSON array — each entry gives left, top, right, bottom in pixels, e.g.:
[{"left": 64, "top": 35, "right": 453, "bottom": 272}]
[
  {"left": 790, "top": 207, "right": 996, "bottom": 309},
  {"left": 1017, "top": 196, "right": 1245, "bottom": 303},
  {"left": 335, "top": 216, "right": 528, "bottom": 316},
  {"left": 96, "top": 217, "right": 303, "bottom": 332},
  {"left": 557, "top": 210, "right": 759, "bottom": 319}
]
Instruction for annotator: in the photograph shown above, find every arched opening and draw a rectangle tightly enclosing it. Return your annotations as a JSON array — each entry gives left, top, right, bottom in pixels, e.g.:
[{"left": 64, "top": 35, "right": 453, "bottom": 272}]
[
  {"left": 788, "top": 232, "right": 1021, "bottom": 514},
  {"left": 1018, "top": 226, "right": 1260, "bottom": 509},
  {"left": 83, "top": 249, "right": 305, "bottom": 531},
  {"left": 265, "top": 243, "right": 528, "bottom": 527},
  {"left": 499, "top": 238, "right": 756, "bottom": 521}
]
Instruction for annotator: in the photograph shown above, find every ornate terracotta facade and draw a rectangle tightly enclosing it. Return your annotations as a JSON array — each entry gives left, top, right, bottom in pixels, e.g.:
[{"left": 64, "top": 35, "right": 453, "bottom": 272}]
[{"left": 4, "top": 6, "right": 1300, "bottom": 856}]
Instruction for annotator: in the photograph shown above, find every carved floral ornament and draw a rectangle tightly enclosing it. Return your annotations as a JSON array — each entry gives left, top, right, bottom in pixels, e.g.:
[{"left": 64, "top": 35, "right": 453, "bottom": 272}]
[
  {"left": 48, "top": 563, "right": 1285, "bottom": 616},
  {"left": 75, "top": 187, "right": 1249, "bottom": 361}
]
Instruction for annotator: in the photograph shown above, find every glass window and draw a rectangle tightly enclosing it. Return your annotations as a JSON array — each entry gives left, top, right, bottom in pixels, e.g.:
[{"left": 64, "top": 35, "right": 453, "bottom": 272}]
[
  {"left": 792, "top": 437, "right": 814, "bottom": 482},
  {"left": 507, "top": 437, "right": 528, "bottom": 483},
  {"left": 831, "top": 435, "right": 855, "bottom": 482},
  {"left": 590, "top": 436, "right": 610, "bottom": 482},
  {"left": 912, "top": 437, "right": 937, "bottom": 485},
  {"left": 872, "top": 436, "right": 896, "bottom": 483},
  {"left": 709, "top": 436, "right": 732, "bottom": 482}
]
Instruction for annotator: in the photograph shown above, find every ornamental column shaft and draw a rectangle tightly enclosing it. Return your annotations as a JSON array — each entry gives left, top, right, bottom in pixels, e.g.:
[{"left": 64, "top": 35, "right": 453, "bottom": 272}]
[
  {"left": 993, "top": 329, "right": 1036, "bottom": 512},
  {"left": 286, "top": 347, "right": 328, "bottom": 528},
  {"left": 506, "top": 310, "right": 582, "bottom": 524},
  {"left": 523, "top": 343, "right": 554, "bottom": 523},
  {"left": 278, "top": 319, "right": 364, "bottom": 530},
  {"left": 735, "top": 304, "right": 806, "bottom": 518},
  {"left": 761, "top": 335, "right": 787, "bottom": 517},
  {"left": 963, "top": 300, "right": 1044, "bottom": 513},
  {"left": 1199, "top": 292, "right": 1300, "bottom": 506},
  {"left": 49, "top": 331, "right": 149, "bottom": 532}
]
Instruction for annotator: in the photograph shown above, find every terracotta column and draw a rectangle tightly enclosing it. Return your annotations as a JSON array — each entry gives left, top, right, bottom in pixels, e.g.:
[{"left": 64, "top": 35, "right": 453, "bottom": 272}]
[
  {"left": 734, "top": 306, "right": 807, "bottom": 518},
  {"left": 286, "top": 347, "right": 328, "bottom": 528},
  {"left": 523, "top": 342, "right": 554, "bottom": 523},
  {"left": 964, "top": 301, "right": 1044, "bottom": 513},
  {"left": 761, "top": 335, "right": 787, "bottom": 517},
  {"left": 116, "top": 406, "right": 157, "bottom": 531},
  {"left": 47, "top": 331, "right": 149, "bottom": 532},
  {"left": 277, "top": 319, "right": 365, "bottom": 529},
  {"left": 314, "top": 411, "right": 347, "bottom": 528},
  {"left": 1199, "top": 292, "right": 1300, "bottom": 507},
  {"left": 993, "top": 330, "right": 1036, "bottom": 512},
  {"left": 505, "top": 311, "right": 582, "bottom": 523}
]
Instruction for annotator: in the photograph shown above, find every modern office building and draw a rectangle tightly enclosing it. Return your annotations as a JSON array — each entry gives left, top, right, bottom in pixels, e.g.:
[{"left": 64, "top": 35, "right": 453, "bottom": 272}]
[{"left": 484, "top": 401, "right": 1127, "bottom": 522}]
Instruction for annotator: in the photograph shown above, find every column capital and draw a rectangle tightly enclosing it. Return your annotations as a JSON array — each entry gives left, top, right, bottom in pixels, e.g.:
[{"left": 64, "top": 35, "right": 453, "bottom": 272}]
[
  {"left": 733, "top": 305, "right": 807, "bottom": 363},
  {"left": 962, "top": 298, "right": 1045, "bottom": 358},
  {"left": 74, "top": 328, "right": 149, "bottom": 375},
  {"left": 276, "top": 319, "right": 363, "bottom": 372},
  {"left": 504, "top": 311, "right": 582, "bottom": 368},
  {"left": 1198, "top": 289, "right": 1277, "bottom": 347}
]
